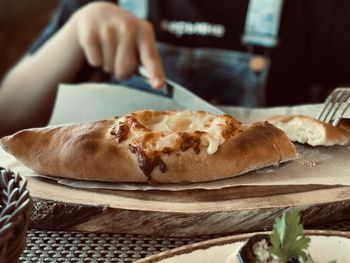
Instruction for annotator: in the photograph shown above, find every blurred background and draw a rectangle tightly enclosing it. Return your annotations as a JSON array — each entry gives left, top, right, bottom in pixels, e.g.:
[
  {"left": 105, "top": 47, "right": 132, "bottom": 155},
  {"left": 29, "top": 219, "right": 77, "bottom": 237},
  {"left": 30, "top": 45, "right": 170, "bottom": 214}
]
[
  {"left": 1, "top": 1, "right": 349, "bottom": 106},
  {"left": 0, "top": 0, "right": 58, "bottom": 80}
]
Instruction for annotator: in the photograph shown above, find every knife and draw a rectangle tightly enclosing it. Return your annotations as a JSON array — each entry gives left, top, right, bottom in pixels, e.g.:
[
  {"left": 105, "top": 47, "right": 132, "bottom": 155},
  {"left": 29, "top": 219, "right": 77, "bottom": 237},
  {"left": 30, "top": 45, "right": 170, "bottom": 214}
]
[{"left": 137, "top": 66, "right": 225, "bottom": 115}]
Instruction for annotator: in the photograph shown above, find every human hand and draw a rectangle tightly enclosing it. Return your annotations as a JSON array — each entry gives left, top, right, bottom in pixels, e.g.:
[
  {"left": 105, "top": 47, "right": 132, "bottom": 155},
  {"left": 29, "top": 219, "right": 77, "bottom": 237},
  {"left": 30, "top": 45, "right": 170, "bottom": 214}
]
[{"left": 71, "top": 2, "right": 164, "bottom": 88}]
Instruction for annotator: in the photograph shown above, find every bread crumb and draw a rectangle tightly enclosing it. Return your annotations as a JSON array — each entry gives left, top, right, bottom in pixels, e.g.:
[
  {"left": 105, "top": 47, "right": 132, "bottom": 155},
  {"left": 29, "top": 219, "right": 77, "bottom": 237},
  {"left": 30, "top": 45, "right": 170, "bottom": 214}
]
[{"left": 303, "top": 160, "right": 320, "bottom": 168}]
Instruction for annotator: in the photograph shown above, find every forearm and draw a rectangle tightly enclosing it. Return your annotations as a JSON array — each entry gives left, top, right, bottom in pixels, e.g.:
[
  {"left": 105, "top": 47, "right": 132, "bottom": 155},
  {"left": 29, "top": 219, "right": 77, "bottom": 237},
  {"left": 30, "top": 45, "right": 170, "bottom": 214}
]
[
  {"left": 0, "top": 18, "right": 84, "bottom": 137},
  {"left": 0, "top": 2, "right": 165, "bottom": 138}
]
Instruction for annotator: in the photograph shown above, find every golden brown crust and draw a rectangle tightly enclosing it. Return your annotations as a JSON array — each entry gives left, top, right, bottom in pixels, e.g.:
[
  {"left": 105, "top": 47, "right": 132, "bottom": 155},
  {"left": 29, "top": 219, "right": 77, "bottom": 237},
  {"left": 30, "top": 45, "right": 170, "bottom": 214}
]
[
  {"left": 0, "top": 111, "right": 297, "bottom": 184},
  {"left": 267, "top": 115, "right": 350, "bottom": 146}
]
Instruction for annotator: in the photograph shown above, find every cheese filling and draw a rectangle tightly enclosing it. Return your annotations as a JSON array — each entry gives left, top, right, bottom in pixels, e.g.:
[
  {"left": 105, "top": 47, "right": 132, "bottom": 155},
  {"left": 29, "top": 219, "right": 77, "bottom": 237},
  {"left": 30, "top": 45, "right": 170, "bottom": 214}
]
[{"left": 115, "top": 110, "right": 240, "bottom": 155}]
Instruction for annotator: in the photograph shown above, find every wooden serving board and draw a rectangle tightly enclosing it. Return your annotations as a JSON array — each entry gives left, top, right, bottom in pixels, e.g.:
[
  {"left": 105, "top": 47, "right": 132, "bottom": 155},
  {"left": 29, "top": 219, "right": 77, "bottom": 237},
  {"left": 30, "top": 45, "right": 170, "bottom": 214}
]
[
  {"left": 25, "top": 144, "right": 350, "bottom": 237},
  {"left": 29, "top": 177, "right": 350, "bottom": 237}
]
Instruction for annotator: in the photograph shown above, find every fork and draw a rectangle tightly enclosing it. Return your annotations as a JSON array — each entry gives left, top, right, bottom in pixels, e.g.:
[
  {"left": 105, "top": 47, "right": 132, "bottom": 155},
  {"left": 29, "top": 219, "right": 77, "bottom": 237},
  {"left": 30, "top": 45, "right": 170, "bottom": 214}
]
[{"left": 316, "top": 88, "right": 350, "bottom": 126}]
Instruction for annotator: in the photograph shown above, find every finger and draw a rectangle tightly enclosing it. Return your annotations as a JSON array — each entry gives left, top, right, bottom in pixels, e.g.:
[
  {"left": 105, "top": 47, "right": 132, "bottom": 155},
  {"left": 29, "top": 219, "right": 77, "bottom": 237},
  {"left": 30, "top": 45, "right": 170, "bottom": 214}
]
[
  {"left": 100, "top": 26, "right": 117, "bottom": 73},
  {"left": 115, "top": 28, "right": 138, "bottom": 80},
  {"left": 78, "top": 26, "right": 102, "bottom": 67},
  {"left": 137, "top": 22, "right": 165, "bottom": 89}
]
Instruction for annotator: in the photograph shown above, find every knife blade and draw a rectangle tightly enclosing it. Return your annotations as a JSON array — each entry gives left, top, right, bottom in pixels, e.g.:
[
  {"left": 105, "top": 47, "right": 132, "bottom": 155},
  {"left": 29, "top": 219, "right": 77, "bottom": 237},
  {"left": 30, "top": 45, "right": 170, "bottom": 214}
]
[{"left": 137, "top": 67, "right": 225, "bottom": 115}]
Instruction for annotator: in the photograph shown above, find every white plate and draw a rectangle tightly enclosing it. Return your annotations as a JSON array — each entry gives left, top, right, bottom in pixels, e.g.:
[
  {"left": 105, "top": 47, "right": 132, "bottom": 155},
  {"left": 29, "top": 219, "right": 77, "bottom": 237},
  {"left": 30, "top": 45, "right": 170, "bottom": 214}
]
[{"left": 136, "top": 230, "right": 350, "bottom": 263}]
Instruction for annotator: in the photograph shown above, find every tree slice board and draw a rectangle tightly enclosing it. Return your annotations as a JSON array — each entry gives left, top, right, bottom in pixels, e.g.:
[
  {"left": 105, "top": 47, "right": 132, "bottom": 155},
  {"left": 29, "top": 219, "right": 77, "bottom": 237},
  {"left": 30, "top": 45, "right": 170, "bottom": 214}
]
[{"left": 29, "top": 176, "right": 350, "bottom": 237}]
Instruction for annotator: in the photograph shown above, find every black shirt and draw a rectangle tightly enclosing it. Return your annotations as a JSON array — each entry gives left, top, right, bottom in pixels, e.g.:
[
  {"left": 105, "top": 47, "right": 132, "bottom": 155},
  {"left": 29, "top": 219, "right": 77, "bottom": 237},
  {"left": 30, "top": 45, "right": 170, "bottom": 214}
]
[
  {"left": 148, "top": 0, "right": 247, "bottom": 51},
  {"left": 29, "top": 0, "right": 350, "bottom": 106}
]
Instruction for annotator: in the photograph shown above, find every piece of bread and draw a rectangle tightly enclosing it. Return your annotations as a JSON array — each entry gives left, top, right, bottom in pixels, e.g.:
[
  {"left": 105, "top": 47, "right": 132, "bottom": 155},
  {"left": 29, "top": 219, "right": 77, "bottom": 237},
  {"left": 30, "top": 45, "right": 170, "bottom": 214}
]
[
  {"left": 267, "top": 115, "right": 350, "bottom": 146},
  {"left": 0, "top": 110, "right": 297, "bottom": 184}
]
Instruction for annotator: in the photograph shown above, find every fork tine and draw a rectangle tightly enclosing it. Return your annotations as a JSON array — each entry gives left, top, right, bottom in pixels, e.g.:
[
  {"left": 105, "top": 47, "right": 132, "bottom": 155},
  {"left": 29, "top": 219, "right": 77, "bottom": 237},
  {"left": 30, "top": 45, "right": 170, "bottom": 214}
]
[
  {"left": 328, "top": 91, "right": 350, "bottom": 124},
  {"left": 316, "top": 101, "right": 331, "bottom": 121},
  {"left": 317, "top": 88, "right": 342, "bottom": 122},
  {"left": 331, "top": 95, "right": 350, "bottom": 126},
  {"left": 316, "top": 91, "right": 335, "bottom": 121}
]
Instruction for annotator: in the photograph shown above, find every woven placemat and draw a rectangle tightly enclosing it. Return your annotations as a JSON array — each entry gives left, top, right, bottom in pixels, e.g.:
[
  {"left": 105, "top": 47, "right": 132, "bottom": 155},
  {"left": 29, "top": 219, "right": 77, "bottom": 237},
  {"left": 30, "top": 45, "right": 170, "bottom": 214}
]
[
  {"left": 20, "top": 231, "right": 207, "bottom": 263},
  {"left": 20, "top": 220, "right": 350, "bottom": 263}
]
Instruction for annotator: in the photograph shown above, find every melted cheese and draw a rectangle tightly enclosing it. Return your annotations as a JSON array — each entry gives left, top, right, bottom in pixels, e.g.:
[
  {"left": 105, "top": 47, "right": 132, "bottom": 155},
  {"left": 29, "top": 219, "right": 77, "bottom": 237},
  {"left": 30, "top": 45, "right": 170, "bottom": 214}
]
[{"left": 118, "top": 110, "right": 240, "bottom": 155}]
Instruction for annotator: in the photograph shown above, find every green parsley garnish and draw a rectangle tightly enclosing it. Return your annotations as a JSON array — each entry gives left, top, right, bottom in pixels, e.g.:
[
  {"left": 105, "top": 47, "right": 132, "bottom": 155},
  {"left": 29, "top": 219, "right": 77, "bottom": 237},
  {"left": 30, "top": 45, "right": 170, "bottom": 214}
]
[{"left": 269, "top": 209, "right": 311, "bottom": 262}]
